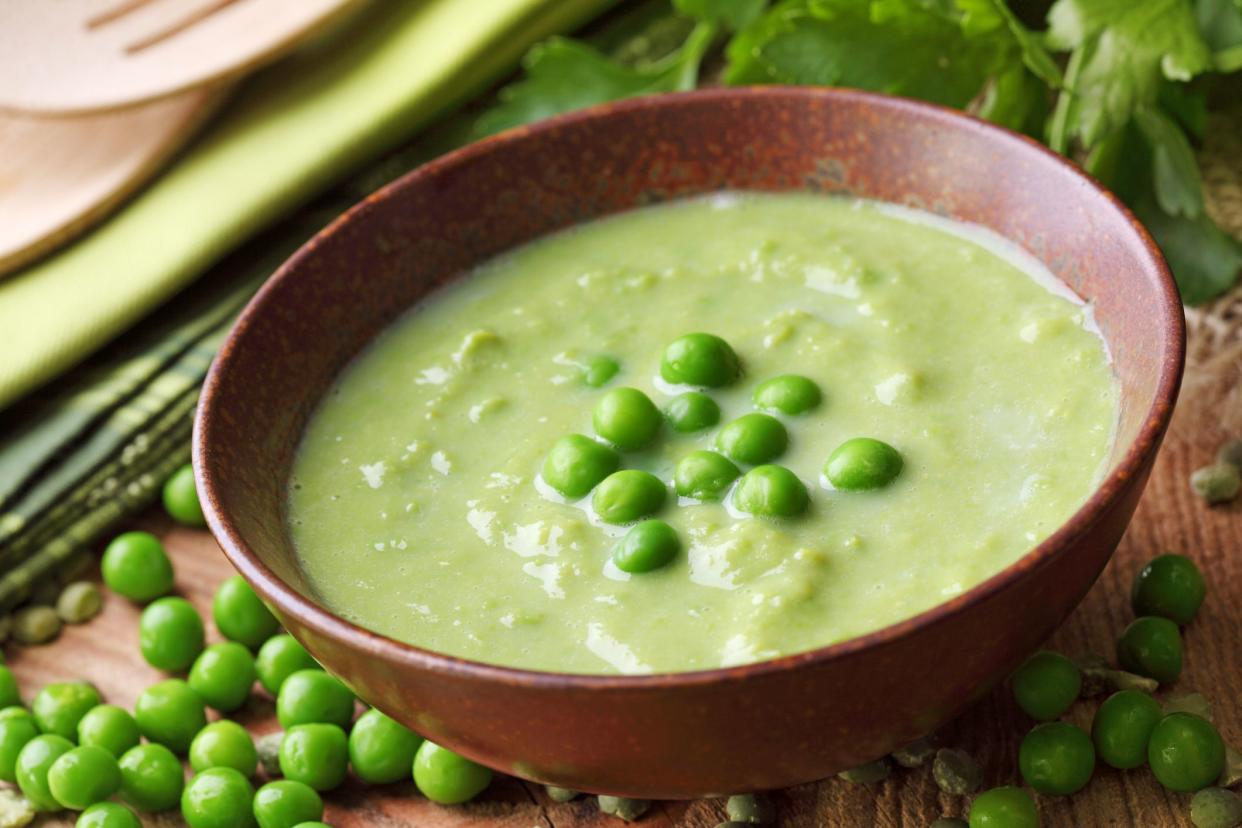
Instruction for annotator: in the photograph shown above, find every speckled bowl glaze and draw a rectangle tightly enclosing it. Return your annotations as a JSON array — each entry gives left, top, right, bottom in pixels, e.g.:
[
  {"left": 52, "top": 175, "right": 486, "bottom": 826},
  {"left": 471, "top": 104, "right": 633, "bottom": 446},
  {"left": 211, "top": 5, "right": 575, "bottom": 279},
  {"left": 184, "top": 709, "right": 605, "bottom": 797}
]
[{"left": 195, "top": 88, "right": 1184, "bottom": 798}]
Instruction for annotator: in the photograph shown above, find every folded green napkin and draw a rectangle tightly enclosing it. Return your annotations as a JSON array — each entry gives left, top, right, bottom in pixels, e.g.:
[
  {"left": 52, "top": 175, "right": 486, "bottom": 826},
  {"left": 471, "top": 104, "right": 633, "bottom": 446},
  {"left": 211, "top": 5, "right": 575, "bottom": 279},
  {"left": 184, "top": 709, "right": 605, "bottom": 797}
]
[{"left": 0, "top": 0, "right": 614, "bottom": 411}]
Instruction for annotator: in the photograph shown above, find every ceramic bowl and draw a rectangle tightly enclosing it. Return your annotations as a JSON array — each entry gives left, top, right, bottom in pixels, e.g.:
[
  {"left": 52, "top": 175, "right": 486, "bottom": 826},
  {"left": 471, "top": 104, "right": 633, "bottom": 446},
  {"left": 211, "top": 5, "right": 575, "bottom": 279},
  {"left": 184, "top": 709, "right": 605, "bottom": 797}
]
[{"left": 195, "top": 87, "right": 1184, "bottom": 798}]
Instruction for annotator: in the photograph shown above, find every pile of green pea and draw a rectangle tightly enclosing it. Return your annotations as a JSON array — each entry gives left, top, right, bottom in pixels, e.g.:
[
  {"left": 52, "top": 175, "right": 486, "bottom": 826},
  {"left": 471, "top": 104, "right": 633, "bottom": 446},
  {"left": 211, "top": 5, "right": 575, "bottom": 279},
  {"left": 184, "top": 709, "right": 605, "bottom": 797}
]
[
  {"left": 868, "top": 551, "right": 1237, "bottom": 828},
  {"left": 0, "top": 471, "right": 496, "bottom": 828},
  {"left": 543, "top": 333, "right": 904, "bottom": 574}
]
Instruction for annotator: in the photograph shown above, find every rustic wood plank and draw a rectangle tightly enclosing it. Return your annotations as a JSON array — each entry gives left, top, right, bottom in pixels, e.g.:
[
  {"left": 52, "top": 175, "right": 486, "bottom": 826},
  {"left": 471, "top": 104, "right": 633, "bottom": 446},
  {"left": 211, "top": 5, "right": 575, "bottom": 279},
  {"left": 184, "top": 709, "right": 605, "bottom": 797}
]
[{"left": 5, "top": 411, "right": 1238, "bottom": 826}]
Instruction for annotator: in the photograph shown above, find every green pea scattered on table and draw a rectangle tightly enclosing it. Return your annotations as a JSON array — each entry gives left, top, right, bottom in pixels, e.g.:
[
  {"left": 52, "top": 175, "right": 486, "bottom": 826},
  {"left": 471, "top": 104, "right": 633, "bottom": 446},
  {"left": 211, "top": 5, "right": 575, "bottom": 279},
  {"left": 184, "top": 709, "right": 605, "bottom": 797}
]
[
  {"left": 1010, "top": 651, "right": 1081, "bottom": 721},
  {"left": 182, "top": 767, "right": 257, "bottom": 828},
  {"left": 15, "top": 733, "right": 74, "bottom": 811},
  {"left": 1131, "top": 553, "right": 1206, "bottom": 625},
  {"left": 1117, "top": 616, "right": 1182, "bottom": 684},
  {"left": 190, "top": 641, "right": 258, "bottom": 713},
  {"left": 279, "top": 724, "right": 348, "bottom": 792},
  {"left": 660, "top": 333, "right": 740, "bottom": 388},
  {"left": 190, "top": 720, "right": 258, "bottom": 777},
  {"left": 32, "top": 681, "right": 101, "bottom": 740},
  {"left": 1091, "top": 689, "right": 1163, "bottom": 769},
  {"left": 593, "top": 387, "right": 662, "bottom": 450},
  {"left": 0, "top": 710, "right": 38, "bottom": 784},
  {"left": 1148, "top": 713, "right": 1226, "bottom": 792},
  {"left": 1191, "top": 787, "right": 1242, "bottom": 828},
  {"left": 824, "top": 437, "right": 903, "bottom": 491},
  {"left": 101, "top": 531, "right": 175, "bottom": 603},
  {"left": 276, "top": 669, "right": 355, "bottom": 730},
  {"left": 48, "top": 744, "right": 122, "bottom": 809},
  {"left": 592, "top": 469, "right": 666, "bottom": 524},
  {"left": 78, "top": 704, "right": 141, "bottom": 759},
  {"left": 139, "top": 596, "right": 205, "bottom": 671},
  {"left": 733, "top": 465, "right": 809, "bottom": 518},
  {"left": 348, "top": 707, "right": 423, "bottom": 784},
  {"left": 665, "top": 391, "right": 720, "bottom": 433},
  {"left": 56, "top": 581, "right": 103, "bottom": 624},
  {"left": 968, "top": 786, "right": 1039, "bottom": 828},
  {"left": 541, "top": 434, "right": 620, "bottom": 499},
  {"left": 118, "top": 742, "right": 184, "bottom": 812},
  {"left": 253, "top": 779, "right": 324, "bottom": 828},
  {"left": 134, "top": 679, "right": 207, "bottom": 754},
  {"left": 1018, "top": 722, "right": 1094, "bottom": 796},
  {"left": 214, "top": 575, "right": 281, "bottom": 650},
  {"left": 76, "top": 802, "right": 142, "bottom": 828},
  {"left": 717, "top": 413, "right": 788, "bottom": 465},
  {"left": 256, "top": 635, "right": 321, "bottom": 696},
  {"left": 0, "top": 667, "right": 20, "bottom": 709},
  {"left": 413, "top": 740, "right": 493, "bottom": 804},
  {"left": 613, "top": 520, "right": 680, "bottom": 574},
  {"left": 163, "top": 463, "right": 207, "bottom": 527}
]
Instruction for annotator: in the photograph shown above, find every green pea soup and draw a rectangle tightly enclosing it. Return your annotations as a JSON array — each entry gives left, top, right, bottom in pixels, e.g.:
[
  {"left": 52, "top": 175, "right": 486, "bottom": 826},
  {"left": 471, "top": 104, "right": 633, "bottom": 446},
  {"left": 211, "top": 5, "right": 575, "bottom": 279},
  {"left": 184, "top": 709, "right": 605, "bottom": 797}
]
[{"left": 287, "top": 192, "right": 1118, "bottom": 675}]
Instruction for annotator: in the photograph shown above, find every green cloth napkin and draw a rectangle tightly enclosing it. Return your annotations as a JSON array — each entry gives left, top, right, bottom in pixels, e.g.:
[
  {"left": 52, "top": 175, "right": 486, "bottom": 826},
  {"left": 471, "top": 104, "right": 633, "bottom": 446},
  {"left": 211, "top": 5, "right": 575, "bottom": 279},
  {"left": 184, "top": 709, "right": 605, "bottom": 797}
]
[{"left": 0, "top": 0, "right": 614, "bottom": 411}]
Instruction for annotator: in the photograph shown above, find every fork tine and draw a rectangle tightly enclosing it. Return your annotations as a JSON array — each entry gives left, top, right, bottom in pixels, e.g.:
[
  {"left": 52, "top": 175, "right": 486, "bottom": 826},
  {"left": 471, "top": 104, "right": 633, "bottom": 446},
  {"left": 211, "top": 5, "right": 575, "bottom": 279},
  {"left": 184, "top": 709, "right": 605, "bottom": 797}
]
[
  {"left": 124, "top": 0, "right": 247, "bottom": 53},
  {"left": 86, "top": 0, "right": 169, "bottom": 29}
]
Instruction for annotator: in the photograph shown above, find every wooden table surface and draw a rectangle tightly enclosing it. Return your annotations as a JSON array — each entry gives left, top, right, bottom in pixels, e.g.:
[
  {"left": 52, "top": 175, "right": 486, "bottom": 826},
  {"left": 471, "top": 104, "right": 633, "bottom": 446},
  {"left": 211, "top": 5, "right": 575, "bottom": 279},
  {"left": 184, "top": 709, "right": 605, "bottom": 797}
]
[{"left": 6, "top": 406, "right": 1237, "bottom": 827}]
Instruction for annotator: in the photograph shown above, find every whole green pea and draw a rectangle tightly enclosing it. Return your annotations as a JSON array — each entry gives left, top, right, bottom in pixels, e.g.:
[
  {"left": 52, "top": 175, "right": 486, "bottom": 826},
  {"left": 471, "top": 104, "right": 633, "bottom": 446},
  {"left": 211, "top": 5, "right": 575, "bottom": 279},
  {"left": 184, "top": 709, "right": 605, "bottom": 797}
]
[
  {"left": 78, "top": 704, "right": 141, "bottom": 758},
  {"left": 824, "top": 437, "right": 903, "bottom": 491},
  {"left": 256, "top": 635, "right": 320, "bottom": 696},
  {"left": 541, "top": 435, "right": 620, "bottom": 499},
  {"left": 968, "top": 786, "right": 1038, "bottom": 828},
  {"left": 413, "top": 740, "right": 493, "bottom": 804},
  {"left": 77, "top": 802, "right": 142, "bottom": 828},
  {"left": 1117, "top": 616, "right": 1182, "bottom": 684},
  {"left": 613, "top": 520, "right": 680, "bottom": 574},
  {"left": 1131, "top": 554, "right": 1206, "bottom": 625},
  {"left": 593, "top": 387, "right": 662, "bottom": 451},
  {"left": 190, "top": 720, "right": 258, "bottom": 777},
  {"left": 214, "top": 576, "right": 280, "bottom": 650},
  {"left": 599, "top": 796, "right": 651, "bottom": 821},
  {"left": 189, "top": 641, "right": 258, "bottom": 713},
  {"left": 0, "top": 714, "right": 39, "bottom": 782},
  {"left": 163, "top": 464, "right": 207, "bottom": 527},
  {"left": 48, "top": 744, "right": 122, "bottom": 809},
  {"left": 583, "top": 355, "right": 620, "bottom": 388},
  {"left": 733, "top": 465, "right": 809, "bottom": 518},
  {"left": 753, "top": 375, "right": 821, "bottom": 415},
  {"left": 1091, "top": 689, "right": 1163, "bottom": 769},
  {"left": 0, "top": 666, "right": 21, "bottom": 708},
  {"left": 140, "top": 596, "right": 205, "bottom": 671},
  {"left": 1191, "top": 787, "right": 1242, "bottom": 828},
  {"left": 717, "top": 413, "right": 788, "bottom": 465},
  {"left": 15, "top": 733, "right": 74, "bottom": 811},
  {"left": 664, "top": 391, "right": 721, "bottom": 433},
  {"left": 660, "top": 333, "right": 740, "bottom": 388},
  {"left": 1018, "top": 722, "right": 1094, "bottom": 796},
  {"left": 118, "top": 742, "right": 184, "bottom": 812},
  {"left": 276, "top": 670, "right": 355, "bottom": 730},
  {"left": 674, "top": 450, "right": 740, "bottom": 500},
  {"left": 1149, "top": 713, "right": 1226, "bottom": 792},
  {"left": 134, "top": 679, "right": 207, "bottom": 754},
  {"left": 279, "top": 724, "right": 348, "bottom": 792},
  {"left": 348, "top": 708, "right": 423, "bottom": 784},
  {"left": 32, "top": 680, "right": 101, "bottom": 739},
  {"left": 253, "top": 780, "right": 324, "bottom": 828},
  {"left": 181, "top": 767, "right": 257, "bottom": 828},
  {"left": 101, "top": 531, "right": 174, "bottom": 603},
  {"left": 592, "top": 470, "right": 666, "bottom": 524},
  {"left": 1010, "top": 651, "right": 1081, "bottom": 721}
]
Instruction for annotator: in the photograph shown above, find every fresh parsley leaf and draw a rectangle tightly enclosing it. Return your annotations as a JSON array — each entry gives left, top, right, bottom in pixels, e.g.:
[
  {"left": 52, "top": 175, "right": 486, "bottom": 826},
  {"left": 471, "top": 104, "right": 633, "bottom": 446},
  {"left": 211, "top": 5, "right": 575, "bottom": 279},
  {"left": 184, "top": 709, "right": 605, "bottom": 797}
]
[
  {"left": 722, "top": 0, "right": 1007, "bottom": 107},
  {"left": 957, "top": 0, "right": 1063, "bottom": 85},
  {"left": 1134, "top": 107, "right": 1204, "bottom": 218},
  {"left": 977, "top": 64, "right": 1049, "bottom": 135},
  {"left": 1194, "top": 0, "right": 1242, "bottom": 51},
  {"left": 1046, "top": 0, "right": 1212, "bottom": 147},
  {"left": 1138, "top": 199, "right": 1242, "bottom": 304},
  {"left": 474, "top": 22, "right": 716, "bottom": 138},
  {"left": 674, "top": 0, "right": 768, "bottom": 29}
]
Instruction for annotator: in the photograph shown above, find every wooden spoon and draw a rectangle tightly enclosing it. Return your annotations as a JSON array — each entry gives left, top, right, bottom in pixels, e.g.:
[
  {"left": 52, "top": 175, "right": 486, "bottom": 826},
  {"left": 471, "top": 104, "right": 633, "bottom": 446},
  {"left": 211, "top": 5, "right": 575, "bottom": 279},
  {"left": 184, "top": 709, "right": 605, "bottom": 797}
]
[
  {"left": 0, "top": 87, "right": 225, "bottom": 277},
  {"left": 0, "top": 0, "right": 366, "bottom": 115}
]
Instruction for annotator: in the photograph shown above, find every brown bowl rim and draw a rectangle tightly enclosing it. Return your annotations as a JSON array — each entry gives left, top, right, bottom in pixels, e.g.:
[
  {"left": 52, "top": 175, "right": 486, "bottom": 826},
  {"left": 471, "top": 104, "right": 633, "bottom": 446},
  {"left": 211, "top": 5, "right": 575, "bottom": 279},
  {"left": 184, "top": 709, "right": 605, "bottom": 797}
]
[{"left": 194, "top": 86, "right": 1186, "bottom": 690}]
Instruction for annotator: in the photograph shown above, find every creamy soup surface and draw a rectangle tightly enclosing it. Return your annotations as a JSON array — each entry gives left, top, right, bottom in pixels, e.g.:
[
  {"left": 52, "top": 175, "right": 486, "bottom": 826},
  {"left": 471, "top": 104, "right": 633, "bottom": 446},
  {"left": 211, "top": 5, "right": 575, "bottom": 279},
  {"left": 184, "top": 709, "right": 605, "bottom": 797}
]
[{"left": 287, "top": 193, "right": 1118, "bottom": 675}]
